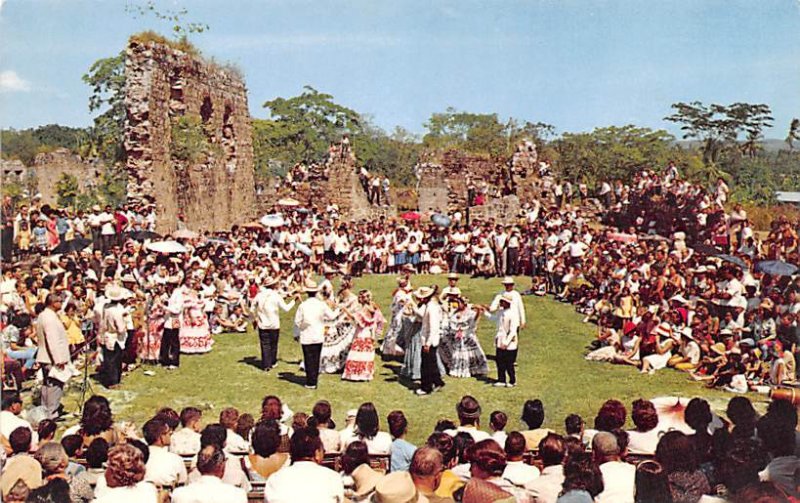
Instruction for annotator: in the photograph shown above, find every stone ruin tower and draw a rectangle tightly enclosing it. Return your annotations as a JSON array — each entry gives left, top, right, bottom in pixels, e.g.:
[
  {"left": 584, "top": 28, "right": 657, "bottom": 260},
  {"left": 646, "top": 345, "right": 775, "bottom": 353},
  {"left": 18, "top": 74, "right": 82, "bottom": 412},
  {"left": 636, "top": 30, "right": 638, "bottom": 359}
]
[
  {"left": 124, "top": 39, "right": 256, "bottom": 232},
  {"left": 416, "top": 140, "right": 540, "bottom": 223}
]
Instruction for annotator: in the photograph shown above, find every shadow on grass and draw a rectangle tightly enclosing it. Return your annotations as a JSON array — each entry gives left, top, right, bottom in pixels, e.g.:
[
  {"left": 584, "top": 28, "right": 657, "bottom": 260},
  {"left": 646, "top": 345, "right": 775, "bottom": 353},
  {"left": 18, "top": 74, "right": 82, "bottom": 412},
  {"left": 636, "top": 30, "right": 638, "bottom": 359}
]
[
  {"left": 278, "top": 371, "right": 307, "bottom": 387},
  {"left": 239, "top": 356, "right": 263, "bottom": 370},
  {"left": 382, "top": 362, "right": 418, "bottom": 391}
]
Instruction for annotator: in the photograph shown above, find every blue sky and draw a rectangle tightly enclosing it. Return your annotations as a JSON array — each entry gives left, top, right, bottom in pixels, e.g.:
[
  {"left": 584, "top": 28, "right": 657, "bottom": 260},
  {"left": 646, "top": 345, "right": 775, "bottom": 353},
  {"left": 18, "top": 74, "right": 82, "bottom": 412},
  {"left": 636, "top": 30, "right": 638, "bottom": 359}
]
[{"left": 1, "top": 0, "right": 799, "bottom": 138}]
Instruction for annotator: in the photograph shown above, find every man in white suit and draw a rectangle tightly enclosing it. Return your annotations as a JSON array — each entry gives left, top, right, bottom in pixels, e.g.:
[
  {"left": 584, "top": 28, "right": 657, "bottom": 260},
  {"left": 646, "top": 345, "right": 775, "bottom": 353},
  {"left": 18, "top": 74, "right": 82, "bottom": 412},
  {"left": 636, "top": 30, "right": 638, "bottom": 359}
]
[
  {"left": 294, "top": 280, "right": 338, "bottom": 389},
  {"left": 36, "top": 293, "right": 70, "bottom": 419}
]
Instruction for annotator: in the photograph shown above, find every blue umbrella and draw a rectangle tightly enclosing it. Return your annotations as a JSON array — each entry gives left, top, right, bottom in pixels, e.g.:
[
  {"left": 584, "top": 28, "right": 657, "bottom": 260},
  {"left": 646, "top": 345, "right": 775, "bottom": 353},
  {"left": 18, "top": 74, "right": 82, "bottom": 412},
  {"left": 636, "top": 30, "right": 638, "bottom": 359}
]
[
  {"left": 756, "top": 260, "right": 798, "bottom": 277},
  {"left": 715, "top": 254, "right": 747, "bottom": 269}
]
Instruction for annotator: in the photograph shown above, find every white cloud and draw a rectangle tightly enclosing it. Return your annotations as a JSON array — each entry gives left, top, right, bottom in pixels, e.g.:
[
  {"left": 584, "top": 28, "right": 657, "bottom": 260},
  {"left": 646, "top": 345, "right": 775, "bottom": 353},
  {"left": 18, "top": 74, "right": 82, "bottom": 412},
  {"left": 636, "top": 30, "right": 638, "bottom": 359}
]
[{"left": 0, "top": 70, "right": 31, "bottom": 93}]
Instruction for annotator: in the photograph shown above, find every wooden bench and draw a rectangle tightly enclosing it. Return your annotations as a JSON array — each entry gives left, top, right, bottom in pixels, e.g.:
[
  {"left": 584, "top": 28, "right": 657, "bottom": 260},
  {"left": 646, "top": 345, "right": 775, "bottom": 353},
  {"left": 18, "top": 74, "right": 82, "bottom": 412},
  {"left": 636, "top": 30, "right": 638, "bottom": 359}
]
[{"left": 321, "top": 453, "right": 391, "bottom": 473}]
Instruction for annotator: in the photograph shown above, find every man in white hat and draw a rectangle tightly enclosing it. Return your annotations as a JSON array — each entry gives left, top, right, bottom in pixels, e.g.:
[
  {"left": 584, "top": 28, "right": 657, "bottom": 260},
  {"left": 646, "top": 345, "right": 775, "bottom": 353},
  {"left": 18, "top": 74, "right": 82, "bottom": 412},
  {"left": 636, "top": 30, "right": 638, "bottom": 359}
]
[
  {"left": 252, "top": 277, "right": 298, "bottom": 371},
  {"left": 413, "top": 287, "right": 445, "bottom": 395},
  {"left": 100, "top": 284, "right": 129, "bottom": 388},
  {"left": 293, "top": 280, "right": 338, "bottom": 389},
  {"left": 490, "top": 277, "right": 526, "bottom": 329},
  {"left": 485, "top": 292, "right": 520, "bottom": 387},
  {"left": 438, "top": 273, "right": 460, "bottom": 302}
]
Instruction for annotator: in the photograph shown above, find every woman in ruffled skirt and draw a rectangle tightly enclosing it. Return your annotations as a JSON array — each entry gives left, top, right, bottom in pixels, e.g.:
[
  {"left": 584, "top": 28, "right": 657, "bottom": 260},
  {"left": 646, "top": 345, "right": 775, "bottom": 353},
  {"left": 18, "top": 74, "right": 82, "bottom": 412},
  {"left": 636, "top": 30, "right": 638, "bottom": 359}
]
[
  {"left": 342, "top": 290, "right": 386, "bottom": 381},
  {"left": 381, "top": 277, "right": 413, "bottom": 358},
  {"left": 320, "top": 278, "right": 359, "bottom": 373},
  {"left": 439, "top": 297, "right": 489, "bottom": 378}
]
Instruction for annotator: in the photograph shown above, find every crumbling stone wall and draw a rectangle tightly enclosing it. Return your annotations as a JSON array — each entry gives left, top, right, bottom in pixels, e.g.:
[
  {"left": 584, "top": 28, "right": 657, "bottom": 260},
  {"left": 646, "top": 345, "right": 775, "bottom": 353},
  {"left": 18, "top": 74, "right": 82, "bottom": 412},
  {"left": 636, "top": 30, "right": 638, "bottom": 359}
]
[
  {"left": 417, "top": 141, "right": 541, "bottom": 217},
  {"left": 125, "top": 40, "right": 256, "bottom": 232},
  {"left": 31, "top": 149, "right": 103, "bottom": 206}
]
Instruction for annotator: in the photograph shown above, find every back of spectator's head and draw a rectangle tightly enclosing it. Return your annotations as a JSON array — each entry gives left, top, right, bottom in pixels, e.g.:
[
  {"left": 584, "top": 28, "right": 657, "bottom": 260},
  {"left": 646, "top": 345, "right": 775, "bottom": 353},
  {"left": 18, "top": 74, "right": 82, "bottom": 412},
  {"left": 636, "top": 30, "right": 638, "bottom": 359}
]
[
  {"left": 504, "top": 431, "right": 527, "bottom": 459},
  {"left": 355, "top": 402, "right": 380, "bottom": 439},
  {"left": 453, "top": 432, "right": 475, "bottom": 464},
  {"left": 180, "top": 407, "right": 202, "bottom": 428},
  {"left": 197, "top": 444, "right": 226, "bottom": 477},
  {"left": 219, "top": 407, "right": 240, "bottom": 430},
  {"left": 539, "top": 433, "right": 566, "bottom": 467},
  {"left": 311, "top": 400, "right": 333, "bottom": 427},
  {"left": 468, "top": 439, "right": 506, "bottom": 478},
  {"left": 565, "top": 414, "right": 584, "bottom": 436},
  {"left": 715, "top": 438, "right": 769, "bottom": 495},
  {"left": 60, "top": 434, "right": 83, "bottom": 458},
  {"left": 563, "top": 436, "right": 586, "bottom": 459},
  {"left": 456, "top": 396, "right": 482, "bottom": 426},
  {"left": 142, "top": 418, "right": 169, "bottom": 446},
  {"left": 426, "top": 432, "right": 456, "bottom": 467},
  {"left": 105, "top": 444, "right": 146, "bottom": 489},
  {"left": 410, "top": 446, "right": 443, "bottom": 482},
  {"left": 236, "top": 413, "right": 255, "bottom": 441},
  {"left": 684, "top": 398, "right": 712, "bottom": 433},
  {"left": 594, "top": 399, "right": 626, "bottom": 432},
  {"left": 490, "top": 411, "right": 508, "bottom": 432},
  {"left": 592, "top": 431, "right": 620, "bottom": 461},
  {"left": 562, "top": 451, "right": 604, "bottom": 497},
  {"left": 631, "top": 399, "right": 658, "bottom": 433},
  {"left": 23, "top": 478, "right": 69, "bottom": 503},
  {"left": 635, "top": 460, "right": 672, "bottom": 503},
  {"left": 434, "top": 419, "right": 456, "bottom": 432},
  {"left": 757, "top": 414, "right": 797, "bottom": 458},
  {"left": 521, "top": 399, "right": 545, "bottom": 430},
  {"left": 80, "top": 395, "right": 113, "bottom": 436},
  {"left": 37, "top": 420, "right": 57, "bottom": 443},
  {"left": 251, "top": 419, "right": 281, "bottom": 458},
  {"left": 292, "top": 412, "right": 308, "bottom": 432},
  {"left": 200, "top": 423, "right": 228, "bottom": 449},
  {"left": 341, "top": 440, "right": 369, "bottom": 475},
  {"left": 9, "top": 427, "right": 32, "bottom": 456},
  {"left": 387, "top": 410, "right": 408, "bottom": 439},
  {"left": 289, "top": 427, "right": 323, "bottom": 462},
  {"left": 1, "top": 393, "right": 22, "bottom": 411},
  {"left": 766, "top": 399, "right": 798, "bottom": 431},
  {"left": 727, "top": 397, "right": 758, "bottom": 436},
  {"left": 127, "top": 439, "right": 150, "bottom": 464},
  {"left": 155, "top": 407, "right": 180, "bottom": 431},
  {"left": 656, "top": 431, "right": 697, "bottom": 473},
  {"left": 85, "top": 438, "right": 109, "bottom": 469},
  {"left": 34, "top": 442, "right": 68, "bottom": 476}
]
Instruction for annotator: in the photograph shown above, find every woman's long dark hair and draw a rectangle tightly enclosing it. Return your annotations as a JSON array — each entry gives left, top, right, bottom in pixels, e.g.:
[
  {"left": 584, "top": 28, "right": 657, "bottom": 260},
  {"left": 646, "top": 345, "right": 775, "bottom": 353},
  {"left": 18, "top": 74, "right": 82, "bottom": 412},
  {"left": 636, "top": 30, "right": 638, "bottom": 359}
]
[{"left": 355, "top": 402, "right": 380, "bottom": 439}]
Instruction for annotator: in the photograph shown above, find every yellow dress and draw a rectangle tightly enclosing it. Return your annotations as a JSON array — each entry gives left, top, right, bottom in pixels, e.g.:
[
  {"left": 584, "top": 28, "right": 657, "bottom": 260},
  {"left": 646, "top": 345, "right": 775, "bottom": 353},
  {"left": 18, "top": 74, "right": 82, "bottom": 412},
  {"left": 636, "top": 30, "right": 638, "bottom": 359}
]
[
  {"left": 435, "top": 469, "right": 465, "bottom": 499},
  {"left": 61, "top": 314, "right": 85, "bottom": 345}
]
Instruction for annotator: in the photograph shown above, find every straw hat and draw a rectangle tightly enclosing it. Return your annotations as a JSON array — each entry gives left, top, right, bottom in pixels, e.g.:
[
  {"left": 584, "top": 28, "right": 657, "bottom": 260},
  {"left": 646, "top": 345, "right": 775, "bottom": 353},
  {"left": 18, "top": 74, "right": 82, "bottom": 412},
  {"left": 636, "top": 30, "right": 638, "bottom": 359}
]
[
  {"left": 371, "top": 472, "right": 428, "bottom": 503},
  {"left": 413, "top": 287, "right": 435, "bottom": 299},
  {"left": 105, "top": 284, "right": 127, "bottom": 302},
  {"left": 303, "top": 280, "right": 320, "bottom": 293},
  {"left": 263, "top": 276, "right": 279, "bottom": 288},
  {"left": 447, "top": 272, "right": 459, "bottom": 280},
  {"left": 352, "top": 464, "right": 384, "bottom": 498},
  {"left": 0, "top": 455, "right": 42, "bottom": 497},
  {"left": 501, "top": 276, "right": 515, "bottom": 285},
  {"left": 710, "top": 343, "right": 726, "bottom": 355}
]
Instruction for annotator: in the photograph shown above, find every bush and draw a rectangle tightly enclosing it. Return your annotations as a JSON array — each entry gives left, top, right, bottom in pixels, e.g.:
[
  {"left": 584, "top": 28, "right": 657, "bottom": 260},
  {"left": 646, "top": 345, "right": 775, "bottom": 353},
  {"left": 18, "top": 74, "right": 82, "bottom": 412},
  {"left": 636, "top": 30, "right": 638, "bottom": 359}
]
[{"left": 171, "top": 115, "right": 211, "bottom": 163}]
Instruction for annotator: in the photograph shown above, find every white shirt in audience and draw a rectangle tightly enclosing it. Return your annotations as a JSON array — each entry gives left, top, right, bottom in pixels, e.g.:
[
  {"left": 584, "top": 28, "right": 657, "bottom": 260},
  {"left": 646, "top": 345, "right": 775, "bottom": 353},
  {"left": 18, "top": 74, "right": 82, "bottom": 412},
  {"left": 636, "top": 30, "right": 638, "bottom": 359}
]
[
  {"left": 170, "top": 428, "right": 202, "bottom": 456},
  {"left": 596, "top": 460, "right": 636, "bottom": 503},
  {"left": 341, "top": 431, "right": 392, "bottom": 455},
  {"left": 93, "top": 480, "right": 159, "bottom": 502},
  {"left": 626, "top": 428, "right": 660, "bottom": 455},
  {"left": 145, "top": 445, "right": 188, "bottom": 487},
  {"left": 264, "top": 460, "right": 344, "bottom": 503},
  {"left": 225, "top": 429, "right": 250, "bottom": 454},
  {"left": 502, "top": 460, "right": 540, "bottom": 487},
  {"left": 525, "top": 464, "right": 564, "bottom": 503},
  {"left": 444, "top": 426, "right": 491, "bottom": 443},
  {"left": 171, "top": 474, "right": 247, "bottom": 503}
]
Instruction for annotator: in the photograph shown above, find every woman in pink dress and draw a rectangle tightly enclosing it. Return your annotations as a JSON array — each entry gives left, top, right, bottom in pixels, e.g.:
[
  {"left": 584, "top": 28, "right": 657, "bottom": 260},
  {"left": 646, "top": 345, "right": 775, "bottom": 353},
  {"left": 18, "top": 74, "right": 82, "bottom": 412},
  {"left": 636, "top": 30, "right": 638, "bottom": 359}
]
[
  {"left": 138, "top": 288, "right": 166, "bottom": 361},
  {"left": 179, "top": 280, "right": 213, "bottom": 354},
  {"left": 342, "top": 290, "right": 386, "bottom": 382}
]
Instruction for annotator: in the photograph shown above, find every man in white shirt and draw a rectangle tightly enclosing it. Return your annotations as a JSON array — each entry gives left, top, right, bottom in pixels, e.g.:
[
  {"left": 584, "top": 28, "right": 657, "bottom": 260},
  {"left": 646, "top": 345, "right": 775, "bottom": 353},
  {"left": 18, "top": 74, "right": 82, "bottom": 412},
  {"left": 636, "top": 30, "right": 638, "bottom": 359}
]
[
  {"left": 490, "top": 277, "right": 526, "bottom": 329},
  {"left": 264, "top": 427, "right": 344, "bottom": 503},
  {"left": 486, "top": 293, "right": 520, "bottom": 387},
  {"left": 143, "top": 417, "right": 188, "bottom": 487},
  {"left": 172, "top": 444, "right": 246, "bottom": 503},
  {"left": 503, "top": 432, "right": 540, "bottom": 487},
  {"left": 294, "top": 281, "right": 338, "bottom": 389},
  {"left": 593, "top": 431, "right": 635, "bottom": 503},
  {"left": 0, "top": 394, "right": 38, "bottom": 448},
  {"left": 414, "top": 287, "right": 444, "bottom": 395},
  {"left": 100, "top": 285, "right": 128, "bottom": 388},
  {"left": 252, "top": 277, "right": 296, "bottom": 371},
  {"left": 171, "top": 407, "right": 203, "bottom": 457},
  {"left": 160, "top": 280, "right": 184, "bottom": 369},
  {"left": 525, "top": 433, "right": 566, "bottom": 503}
]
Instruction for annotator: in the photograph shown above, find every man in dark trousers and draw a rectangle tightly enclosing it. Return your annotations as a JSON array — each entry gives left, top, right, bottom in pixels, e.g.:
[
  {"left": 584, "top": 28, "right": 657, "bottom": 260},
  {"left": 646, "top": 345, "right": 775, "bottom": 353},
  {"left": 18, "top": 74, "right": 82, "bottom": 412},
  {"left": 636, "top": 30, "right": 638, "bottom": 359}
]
[
  {"left": 414, "top": 287, "right": 445, "bottom": 395},
  {"left": 252, "top": 277, "right": 297, "bottom": 370}
]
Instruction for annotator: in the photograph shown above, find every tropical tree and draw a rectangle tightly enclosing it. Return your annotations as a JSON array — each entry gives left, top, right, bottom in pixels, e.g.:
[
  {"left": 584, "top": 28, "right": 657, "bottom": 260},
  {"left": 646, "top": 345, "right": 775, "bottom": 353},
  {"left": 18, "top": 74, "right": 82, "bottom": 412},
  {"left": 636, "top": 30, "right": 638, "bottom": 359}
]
[
  {"left": 55, "top": 173, "right": 80, "bottom": 207},
  {"left": 786, "top": 118, "right": 800, "bottom": 151}
]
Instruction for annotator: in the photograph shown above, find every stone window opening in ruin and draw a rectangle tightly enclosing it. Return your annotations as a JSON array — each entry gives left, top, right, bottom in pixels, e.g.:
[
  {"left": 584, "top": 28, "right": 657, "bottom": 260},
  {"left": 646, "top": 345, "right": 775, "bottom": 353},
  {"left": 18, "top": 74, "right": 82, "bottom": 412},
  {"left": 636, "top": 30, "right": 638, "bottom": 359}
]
[
  {"left": 200, "top": 96, "right": 216, "bottom": 144},
  {"left": 168, "top": 69, "right": 185, "bottom": 116},
  {"left": 222, "top": 104, "right": 237, "bottom": 175}
]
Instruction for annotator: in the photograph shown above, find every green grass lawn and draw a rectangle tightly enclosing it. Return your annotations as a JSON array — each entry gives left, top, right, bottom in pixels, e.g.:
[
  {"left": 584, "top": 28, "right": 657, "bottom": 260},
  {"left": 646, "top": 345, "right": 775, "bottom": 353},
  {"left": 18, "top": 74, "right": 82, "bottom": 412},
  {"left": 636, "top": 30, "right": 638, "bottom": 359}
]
[{"left": 62, "top": 275, "right": 763, "bottom": 445}]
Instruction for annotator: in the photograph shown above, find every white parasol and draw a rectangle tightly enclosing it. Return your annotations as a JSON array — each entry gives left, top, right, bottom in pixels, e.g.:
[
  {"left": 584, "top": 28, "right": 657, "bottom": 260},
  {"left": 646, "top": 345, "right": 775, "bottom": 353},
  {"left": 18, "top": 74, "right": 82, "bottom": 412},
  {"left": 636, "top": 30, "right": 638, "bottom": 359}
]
[{"left": 145, "top": 240, "right": 188, "bottom": 254}]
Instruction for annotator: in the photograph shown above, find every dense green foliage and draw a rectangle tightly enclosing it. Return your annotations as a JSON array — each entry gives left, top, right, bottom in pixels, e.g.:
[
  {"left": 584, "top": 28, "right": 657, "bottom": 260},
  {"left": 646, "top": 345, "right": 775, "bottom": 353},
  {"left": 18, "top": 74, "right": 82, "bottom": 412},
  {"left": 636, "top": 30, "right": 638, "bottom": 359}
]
[
  {"left": 82, "top": 52, "right": 127, "bottom": 163},
  {"left": 0, "top": 125, "right": 87, "bottom": 165},
  {"left": 170, "top": 115, "right": 217, "bottom": 163},
  {"left": 55, "top": 173, "right": 80, "bottom": 208}
]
